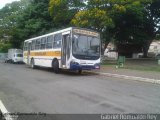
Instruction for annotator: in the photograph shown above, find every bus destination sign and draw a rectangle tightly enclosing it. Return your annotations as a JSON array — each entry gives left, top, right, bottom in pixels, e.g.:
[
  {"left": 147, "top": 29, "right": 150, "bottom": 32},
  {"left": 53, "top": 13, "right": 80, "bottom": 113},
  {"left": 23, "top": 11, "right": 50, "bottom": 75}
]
[{"left": 73, "top": 29, "right": 99, "bottom": 37}]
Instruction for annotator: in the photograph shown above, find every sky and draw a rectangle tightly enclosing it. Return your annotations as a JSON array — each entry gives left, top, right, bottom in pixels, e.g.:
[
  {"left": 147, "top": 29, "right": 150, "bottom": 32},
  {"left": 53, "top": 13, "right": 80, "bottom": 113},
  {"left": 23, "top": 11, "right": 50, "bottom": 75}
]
[{"left": 0, "top": 0, "right": 20, "bottom": 9}]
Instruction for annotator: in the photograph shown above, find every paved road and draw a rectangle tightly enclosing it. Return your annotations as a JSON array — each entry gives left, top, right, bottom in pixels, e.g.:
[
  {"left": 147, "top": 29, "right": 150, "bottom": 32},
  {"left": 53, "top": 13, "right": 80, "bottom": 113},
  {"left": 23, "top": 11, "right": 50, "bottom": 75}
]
[{"left": 0, "top": 62, "right": 160, "bottom": 114}]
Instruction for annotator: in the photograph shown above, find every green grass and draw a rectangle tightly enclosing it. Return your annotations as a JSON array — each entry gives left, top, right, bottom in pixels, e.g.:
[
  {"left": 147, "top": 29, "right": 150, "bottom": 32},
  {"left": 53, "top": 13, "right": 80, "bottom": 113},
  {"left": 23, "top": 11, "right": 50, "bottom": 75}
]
[
  {"left": 101, "top": 59, "right": 160, "bottom": 72},
  {"left": 101, "top": 63, "right": 116, "bottom": 66},
  {"left": 123, "top": 66, "right": 160, "bottom": 72}
]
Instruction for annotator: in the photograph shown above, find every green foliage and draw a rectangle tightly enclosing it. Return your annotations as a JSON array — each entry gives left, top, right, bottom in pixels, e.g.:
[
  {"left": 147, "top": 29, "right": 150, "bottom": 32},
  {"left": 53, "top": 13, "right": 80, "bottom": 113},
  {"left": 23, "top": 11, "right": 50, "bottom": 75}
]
[
  {"left": 71, "top": 0, "right": 159, "bottom": 57},
  {"left": 10, "top": 0, "right": 54, "bottom": 48},
  {"left": 71, "top": 8, "right": 114, "bottom": 30},
  {"left": 0, "top": 1, "right": 24, "bottom": 39},
  {"left": 0, "top": 42, "right": 12, "bottom": 52},
  {"left": 0, "top": 0, "right": 159, "bottom": 55},
  {"left": 0, "top": 0, "right": 55, "bottom": 48},
  {"left": 49, "top": 0, "right": 85, "bottom": 27},
  {"left": 0, "top": 0, "right": 30, "bottom": 48}
]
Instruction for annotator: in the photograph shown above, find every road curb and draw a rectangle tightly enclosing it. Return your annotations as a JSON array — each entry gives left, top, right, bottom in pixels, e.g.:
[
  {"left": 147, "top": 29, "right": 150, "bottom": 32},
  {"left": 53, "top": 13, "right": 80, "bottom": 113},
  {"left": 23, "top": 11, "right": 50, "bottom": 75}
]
[
  {"left": 0, "top": 100, "right": 14, "bottom": 120},
  {"left": 95, "top": 72, "right": 160, "bottom": 85}
]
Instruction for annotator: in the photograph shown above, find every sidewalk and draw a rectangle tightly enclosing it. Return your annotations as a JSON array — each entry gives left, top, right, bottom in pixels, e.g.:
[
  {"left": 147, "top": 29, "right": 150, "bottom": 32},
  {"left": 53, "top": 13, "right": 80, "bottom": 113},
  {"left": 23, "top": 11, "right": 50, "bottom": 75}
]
[
  {"left": 94, "top": 66, "right": 160, "bottom": 83},
  {"left": 100, "top": 66, "right": 160, "bottom": 80}
]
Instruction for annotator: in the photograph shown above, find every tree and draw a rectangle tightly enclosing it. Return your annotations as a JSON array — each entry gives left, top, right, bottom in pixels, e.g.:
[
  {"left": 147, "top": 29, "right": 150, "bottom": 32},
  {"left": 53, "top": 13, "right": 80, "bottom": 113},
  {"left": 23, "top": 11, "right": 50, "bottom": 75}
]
[
  {"left": 49, "top": 0, "right": 85, "bottom": 28},
  {"left": 135, "top": 0, "right": 160, "bottom": 57},
  {"left": 71, "top": 0, "right": 135, "bottom": 49},
  {"left": 0, "top": 42, "right": 12, "bottom": 53},
  {"left": 0, "top": 0, "right": 28, "bottom": 40},
  {"left": 111, "top": 0, "right": 154, "bottom": 57},
  {"left": 71, "top": 0, "right": 159, "bottom": 57},
  {"left": 0, "top": 0, "right": 31, "bottom": 48},
  {"left": 113, "top": 0, "right": 160, "bottom": 57},
  {"left": 11, "top": 0, "right": 54, "bottom": 48}
]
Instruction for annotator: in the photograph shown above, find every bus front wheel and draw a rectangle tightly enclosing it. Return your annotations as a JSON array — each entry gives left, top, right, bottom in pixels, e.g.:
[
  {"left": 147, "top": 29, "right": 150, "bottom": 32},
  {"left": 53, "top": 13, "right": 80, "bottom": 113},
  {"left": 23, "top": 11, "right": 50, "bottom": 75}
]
[
  {"left": 78, "top": 70, "right": 82, "bottom": 74},
  {"left": 53, "top": 60, "right": 59, "bottom": 74}
]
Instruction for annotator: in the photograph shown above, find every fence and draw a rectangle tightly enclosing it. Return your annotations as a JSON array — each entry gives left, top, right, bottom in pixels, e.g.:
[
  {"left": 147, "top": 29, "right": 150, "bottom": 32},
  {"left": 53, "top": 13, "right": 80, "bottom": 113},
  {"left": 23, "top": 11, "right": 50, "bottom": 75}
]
[{"left": 0, "top": 53, "right": 7, "bottom": 61}]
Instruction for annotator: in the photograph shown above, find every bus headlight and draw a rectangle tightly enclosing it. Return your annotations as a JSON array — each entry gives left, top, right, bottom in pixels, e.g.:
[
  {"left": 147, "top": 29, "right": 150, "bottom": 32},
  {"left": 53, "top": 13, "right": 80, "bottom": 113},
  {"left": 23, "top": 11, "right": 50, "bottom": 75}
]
[{"left": 94, "top": 63, "right": 100, "bottom": 69}]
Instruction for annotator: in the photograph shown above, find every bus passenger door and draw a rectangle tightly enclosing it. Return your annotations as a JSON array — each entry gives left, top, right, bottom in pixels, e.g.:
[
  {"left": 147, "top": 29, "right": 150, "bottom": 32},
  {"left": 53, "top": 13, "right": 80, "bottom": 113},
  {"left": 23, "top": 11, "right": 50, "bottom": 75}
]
[
  {"left": 27, "top": 42, "right": 31, "bottom": 64},
  {"left": 62, "top": 32, "right": 70, "bottom": 68}
]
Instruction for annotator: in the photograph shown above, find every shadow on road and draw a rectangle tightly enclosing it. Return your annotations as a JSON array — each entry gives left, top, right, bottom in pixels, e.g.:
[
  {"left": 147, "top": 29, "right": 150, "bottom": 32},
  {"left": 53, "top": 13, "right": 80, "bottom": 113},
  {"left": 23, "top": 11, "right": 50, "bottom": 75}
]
[{"left": 24, "top": 65, "right": 99, "bottom": 77}]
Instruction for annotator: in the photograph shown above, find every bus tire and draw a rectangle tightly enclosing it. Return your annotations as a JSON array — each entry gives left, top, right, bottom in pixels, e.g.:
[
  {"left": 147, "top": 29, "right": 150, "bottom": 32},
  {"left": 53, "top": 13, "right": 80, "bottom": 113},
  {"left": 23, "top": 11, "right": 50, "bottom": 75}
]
[
  {"left": 53, "top": 59, "right": 59, "bottom": 74},
  {"left": 78, "top": 69, "right": 82, "bottom": 74},
  {"left": 31, "top": 58, "right": 36, "bottom": 69}
]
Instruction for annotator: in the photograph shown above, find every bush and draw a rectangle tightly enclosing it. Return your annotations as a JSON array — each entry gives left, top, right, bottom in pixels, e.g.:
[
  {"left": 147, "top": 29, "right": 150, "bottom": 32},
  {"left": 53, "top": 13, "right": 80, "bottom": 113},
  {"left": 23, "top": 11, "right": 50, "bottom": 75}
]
[{"left": 0, "top": 42, "right": 12, "bottom": 53}]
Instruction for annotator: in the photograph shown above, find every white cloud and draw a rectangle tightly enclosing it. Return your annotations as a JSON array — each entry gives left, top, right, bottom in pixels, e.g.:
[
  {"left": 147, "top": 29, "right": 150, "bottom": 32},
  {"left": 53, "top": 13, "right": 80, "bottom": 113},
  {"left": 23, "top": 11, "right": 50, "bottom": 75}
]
[{"left": 0, "top": 0, "right": 20, "bottom": 9}]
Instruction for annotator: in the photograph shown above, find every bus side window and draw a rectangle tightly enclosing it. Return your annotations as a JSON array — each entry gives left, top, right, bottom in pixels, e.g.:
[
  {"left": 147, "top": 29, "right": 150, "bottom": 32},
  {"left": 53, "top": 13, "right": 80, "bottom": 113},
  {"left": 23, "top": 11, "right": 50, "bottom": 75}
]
[
  {"left": 24, "top": 42, "right": 28, "bottom": 51},
  {"left": 41, "top": 37, "right": 46, "bottom": 50},
  {"left": 53, "top": 33, "right": 62, "bottom": 48},
  {"left": 23, "top": 42, "right": 26, "bottom": 51},
  {"left": 46, "top": 35, "right": 53, "bottom": 49},
  {"left": 31, "top": 40, "right": 35, "bottom": 50},
  {"left": 35, "top": 39, "right": 41, "bottom": 50}
]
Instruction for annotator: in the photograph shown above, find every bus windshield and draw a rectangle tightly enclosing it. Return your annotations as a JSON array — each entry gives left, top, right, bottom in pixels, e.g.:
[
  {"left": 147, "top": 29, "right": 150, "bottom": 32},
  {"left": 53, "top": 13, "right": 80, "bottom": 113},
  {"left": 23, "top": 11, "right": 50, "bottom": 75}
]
[{"left": 72, "top": 34, "right": 100, "bottom": 60}]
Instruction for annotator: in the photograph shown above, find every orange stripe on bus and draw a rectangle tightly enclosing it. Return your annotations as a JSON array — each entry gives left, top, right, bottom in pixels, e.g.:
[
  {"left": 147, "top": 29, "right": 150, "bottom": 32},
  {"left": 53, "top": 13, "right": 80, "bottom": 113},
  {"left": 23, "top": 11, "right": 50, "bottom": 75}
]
[{"left": 23, "top": 51, "right": 61, "bottom": 57}]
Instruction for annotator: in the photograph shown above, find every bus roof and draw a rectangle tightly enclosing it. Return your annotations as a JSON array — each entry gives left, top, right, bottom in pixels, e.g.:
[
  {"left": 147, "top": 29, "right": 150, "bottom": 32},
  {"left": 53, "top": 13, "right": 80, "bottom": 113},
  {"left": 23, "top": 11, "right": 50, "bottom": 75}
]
[{"left": 24, "top": 27, "right": 99, "bottom": 42}]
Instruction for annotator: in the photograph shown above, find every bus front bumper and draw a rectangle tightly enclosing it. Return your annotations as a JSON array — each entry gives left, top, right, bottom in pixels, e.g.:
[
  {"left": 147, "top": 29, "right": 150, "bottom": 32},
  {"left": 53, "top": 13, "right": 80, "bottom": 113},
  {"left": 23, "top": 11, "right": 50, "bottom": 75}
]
[{"left": 70, "top": 63, "right": 100, "bottom": 70}]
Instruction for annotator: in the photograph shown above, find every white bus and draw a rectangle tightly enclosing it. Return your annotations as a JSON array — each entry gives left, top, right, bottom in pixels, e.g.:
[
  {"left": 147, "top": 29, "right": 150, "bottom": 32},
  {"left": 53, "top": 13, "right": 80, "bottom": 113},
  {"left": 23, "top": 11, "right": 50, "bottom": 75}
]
[{"left": 23, "top": 27, "right": 101, "bottom": 73}]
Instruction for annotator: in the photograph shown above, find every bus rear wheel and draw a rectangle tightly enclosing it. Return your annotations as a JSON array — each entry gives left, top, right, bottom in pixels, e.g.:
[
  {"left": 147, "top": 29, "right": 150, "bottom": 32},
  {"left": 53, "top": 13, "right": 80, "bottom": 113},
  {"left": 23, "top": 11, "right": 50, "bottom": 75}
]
[
  {"left": 53, "top": 60, "right": 59, "bottom": 74},
  {"left": 30, "top": 59, "right": 36, "bottom": 69}
]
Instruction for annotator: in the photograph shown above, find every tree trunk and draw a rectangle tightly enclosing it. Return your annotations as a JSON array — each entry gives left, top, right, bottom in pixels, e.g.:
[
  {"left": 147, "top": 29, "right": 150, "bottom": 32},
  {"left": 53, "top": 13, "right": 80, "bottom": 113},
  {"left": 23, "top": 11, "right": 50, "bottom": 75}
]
[
  {"left": 142, "top": 40, "right": 152, "bottom": 58},
  {"left": 142, "top": 45, "right": 148, "bottom": 58},
  {"left": 101, "top": 41, "right": 109, "bottom": 55}
]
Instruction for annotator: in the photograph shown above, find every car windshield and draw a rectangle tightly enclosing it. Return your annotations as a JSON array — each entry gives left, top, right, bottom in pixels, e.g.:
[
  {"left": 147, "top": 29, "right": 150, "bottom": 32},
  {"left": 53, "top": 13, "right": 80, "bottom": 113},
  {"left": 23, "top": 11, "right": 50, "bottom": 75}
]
[
  {"left": 16, "top": 54, "right": 23, "bottom": 57},
  {"left": 72, "top": 34, "right": 100, "bottom": 60}
]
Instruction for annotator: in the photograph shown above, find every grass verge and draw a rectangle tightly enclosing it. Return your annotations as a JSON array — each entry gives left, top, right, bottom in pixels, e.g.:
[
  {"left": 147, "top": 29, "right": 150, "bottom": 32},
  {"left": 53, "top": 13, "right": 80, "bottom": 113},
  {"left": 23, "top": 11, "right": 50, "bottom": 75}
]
[{"left": 101, "top": 59, "right": 160, "bottom": 72}]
